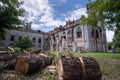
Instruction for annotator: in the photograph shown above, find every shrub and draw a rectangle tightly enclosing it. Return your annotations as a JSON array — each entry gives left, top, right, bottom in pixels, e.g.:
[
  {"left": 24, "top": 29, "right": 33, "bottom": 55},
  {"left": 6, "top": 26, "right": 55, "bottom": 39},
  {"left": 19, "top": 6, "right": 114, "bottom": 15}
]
[{"left": 16, "top": 36, "right": 33, "bottom": 51}]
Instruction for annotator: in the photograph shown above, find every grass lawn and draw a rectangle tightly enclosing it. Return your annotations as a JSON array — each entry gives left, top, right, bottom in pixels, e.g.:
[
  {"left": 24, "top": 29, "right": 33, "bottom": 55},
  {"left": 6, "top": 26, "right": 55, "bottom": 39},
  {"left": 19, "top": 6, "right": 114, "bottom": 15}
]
[{"left": 52, "top": 51, "right": 120, "bottom": 59}]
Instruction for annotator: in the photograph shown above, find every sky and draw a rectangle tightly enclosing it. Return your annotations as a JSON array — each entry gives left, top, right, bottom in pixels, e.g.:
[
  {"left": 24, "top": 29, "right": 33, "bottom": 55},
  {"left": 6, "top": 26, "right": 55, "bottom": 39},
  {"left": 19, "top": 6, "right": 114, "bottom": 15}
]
[{"left": 22, "top": 0, "right": 114, "bottom": 42}]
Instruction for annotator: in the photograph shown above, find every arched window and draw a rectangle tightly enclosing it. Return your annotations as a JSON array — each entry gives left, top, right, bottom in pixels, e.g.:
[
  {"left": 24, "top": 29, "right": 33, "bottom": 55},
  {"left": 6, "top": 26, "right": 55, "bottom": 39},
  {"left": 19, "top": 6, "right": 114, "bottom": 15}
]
[{"left": 76, "top": 27, "right": 82, "bottom": 38}]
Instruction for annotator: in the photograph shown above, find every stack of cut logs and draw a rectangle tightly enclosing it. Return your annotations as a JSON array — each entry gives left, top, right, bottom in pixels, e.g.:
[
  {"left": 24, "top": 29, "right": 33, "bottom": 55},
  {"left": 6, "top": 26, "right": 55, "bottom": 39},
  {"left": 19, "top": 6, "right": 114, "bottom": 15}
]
[{"left": 58, "top": 56, "right": 102, "bottom": 80}]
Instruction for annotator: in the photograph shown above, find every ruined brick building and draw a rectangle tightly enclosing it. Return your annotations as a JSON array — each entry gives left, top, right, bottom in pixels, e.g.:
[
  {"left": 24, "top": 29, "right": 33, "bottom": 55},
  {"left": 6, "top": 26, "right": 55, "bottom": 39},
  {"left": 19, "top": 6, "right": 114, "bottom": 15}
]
[{"left": 0, "top": 18, "right": 107, "bottom": 52}]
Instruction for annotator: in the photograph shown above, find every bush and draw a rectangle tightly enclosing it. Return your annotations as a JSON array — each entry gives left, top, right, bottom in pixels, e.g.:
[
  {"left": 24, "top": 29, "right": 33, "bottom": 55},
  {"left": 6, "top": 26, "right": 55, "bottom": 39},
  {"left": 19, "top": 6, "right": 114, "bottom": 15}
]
[{"left": 15, "top": 36, "right": 33, "bottom": 51}]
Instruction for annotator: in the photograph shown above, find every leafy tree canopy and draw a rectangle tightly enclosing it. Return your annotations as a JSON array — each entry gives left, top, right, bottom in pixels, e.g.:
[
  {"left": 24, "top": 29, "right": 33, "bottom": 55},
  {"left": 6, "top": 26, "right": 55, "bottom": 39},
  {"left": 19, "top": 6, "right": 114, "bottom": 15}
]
[
  {"left": 82, "top": 0, "right": 120, "bottom": 31},
  {"left": 0, "top": 0, "right": 26, "bottom": 40}
]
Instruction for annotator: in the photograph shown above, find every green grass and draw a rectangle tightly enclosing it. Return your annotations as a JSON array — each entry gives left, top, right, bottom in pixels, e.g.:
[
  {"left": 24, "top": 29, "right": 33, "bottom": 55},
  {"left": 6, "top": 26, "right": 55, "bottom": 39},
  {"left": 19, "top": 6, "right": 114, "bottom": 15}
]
[
  {"left": 72, "top": 52, "right": 120, "bottom": 60},
  {"left": 52, "top": 51, "right": 120, "bottom": 59}
]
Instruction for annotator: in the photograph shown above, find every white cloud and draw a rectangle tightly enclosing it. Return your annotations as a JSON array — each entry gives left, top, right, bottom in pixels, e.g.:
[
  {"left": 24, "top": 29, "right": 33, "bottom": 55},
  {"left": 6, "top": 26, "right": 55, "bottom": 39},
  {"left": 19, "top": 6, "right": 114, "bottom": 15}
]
[
  {"left": 22, "top": 0, "right": 65, "bottom": 29},
  {"left": 75, "top": 4, "right": 82, "bottom": 9},
  {"left": 32, "top": 24, "right": 40, "bottom": 29},
  {"left": 45, "top": 20, "right": 65, "bottom": 27},
  {"left": 65, "top": 8, "right": 87, "bottom": 21},
  {"left": 106, "top": 30, "right": 114, "bottom": 42}
]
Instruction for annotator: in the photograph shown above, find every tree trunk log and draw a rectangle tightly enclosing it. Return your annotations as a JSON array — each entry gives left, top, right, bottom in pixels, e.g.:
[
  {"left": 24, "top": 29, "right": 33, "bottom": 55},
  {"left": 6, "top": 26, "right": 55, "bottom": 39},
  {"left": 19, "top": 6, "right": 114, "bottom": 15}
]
[
  {"left": 58, "top": 57, "right": 102, "bottom": 80},
  {"left": 15, "top": 55, "right": 53, "bottom": 74},
  {"left": 15, "top": 56, "right": 42, "bottom": 74}
]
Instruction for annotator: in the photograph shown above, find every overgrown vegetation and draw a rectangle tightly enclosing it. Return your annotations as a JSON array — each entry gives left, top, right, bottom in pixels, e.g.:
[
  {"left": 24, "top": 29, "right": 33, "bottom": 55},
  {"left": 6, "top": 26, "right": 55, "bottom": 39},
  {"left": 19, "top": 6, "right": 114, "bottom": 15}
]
[
  {"left": 15, "top": 36, "right": 33, "bottom": 51},
  {"left": 0, "top": 0, "right": 24, "bottom": 40},
  {"left": 0, "top": 0, "right": 32, "bottom": 40}
]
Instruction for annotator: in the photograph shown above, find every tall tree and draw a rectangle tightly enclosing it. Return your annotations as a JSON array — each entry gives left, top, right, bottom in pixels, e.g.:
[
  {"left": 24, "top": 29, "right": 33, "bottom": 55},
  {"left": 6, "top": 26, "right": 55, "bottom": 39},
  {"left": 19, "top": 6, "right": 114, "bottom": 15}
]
[
  {"left": 81, "top": 0, "right": 120, "bottom": 30},
  {"left": 0, "top": 0, "right": 25, "bottom": 40}
]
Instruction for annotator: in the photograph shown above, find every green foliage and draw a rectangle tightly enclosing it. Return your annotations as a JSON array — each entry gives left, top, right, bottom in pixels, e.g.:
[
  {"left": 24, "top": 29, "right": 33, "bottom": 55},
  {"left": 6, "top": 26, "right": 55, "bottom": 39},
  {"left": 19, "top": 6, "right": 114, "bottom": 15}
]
[
  {"left": 113, "top": 30, "right": 120, "bottom": 48},
  {"left": 0, "top": 0, "right": 25, "bottom": 40},
  {"left": 107, "top": 42, "right": 114, "bottom": 50},
  {"left": 16, "top": 36, "right": 33, "bottom": 51},
  {"left": 81, "top": 0, "right": 120, "bottom": 30}
]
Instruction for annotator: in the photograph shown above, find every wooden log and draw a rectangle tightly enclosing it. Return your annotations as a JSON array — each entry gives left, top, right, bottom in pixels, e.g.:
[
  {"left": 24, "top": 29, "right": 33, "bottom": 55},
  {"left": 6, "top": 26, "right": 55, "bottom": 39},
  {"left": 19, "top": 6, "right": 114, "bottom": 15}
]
[
  {"left": 15, "top": 55, "right": 53, "bottom": 75},
  {"left": 58, "top": 57, "right": 102, "bottom": 80},
  {"left": 32, "top": 54, "right": 53, "bottom": 67},
  {"left": 15, "top": 56, "right": 43, "bottom": 74}
]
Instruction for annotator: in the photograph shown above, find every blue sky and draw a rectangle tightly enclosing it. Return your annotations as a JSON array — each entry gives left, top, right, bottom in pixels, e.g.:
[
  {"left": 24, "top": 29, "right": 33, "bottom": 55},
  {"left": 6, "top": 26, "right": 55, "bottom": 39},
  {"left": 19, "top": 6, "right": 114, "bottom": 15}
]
[{"left": 22, "top": 0, "right": 114, "bottom": 42}]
